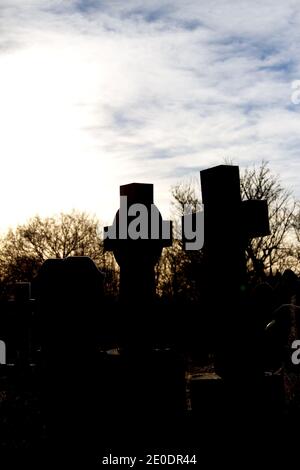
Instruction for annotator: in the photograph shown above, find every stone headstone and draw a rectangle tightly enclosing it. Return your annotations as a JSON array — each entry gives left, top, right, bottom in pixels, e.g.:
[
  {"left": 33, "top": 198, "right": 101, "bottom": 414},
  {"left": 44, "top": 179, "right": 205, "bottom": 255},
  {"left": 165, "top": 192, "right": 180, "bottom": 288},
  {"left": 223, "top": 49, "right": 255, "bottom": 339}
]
[
  {"left": 104, "top": 183, "right": 172, "bottom": 305},
  {"left": 35, "top": 256, "right": 104, "bottom": 457},
  {"left": 199, "top": 165, "right": 270, "bottom": 375},
  {"left": 104, "top": 183, "right": 172, "bottom": 349},
  {"left": 103, "top": 184, "right": 186, "bottom": 447},
  {"left": 0, "top": 282, "right": 33, "bottom": 365}
]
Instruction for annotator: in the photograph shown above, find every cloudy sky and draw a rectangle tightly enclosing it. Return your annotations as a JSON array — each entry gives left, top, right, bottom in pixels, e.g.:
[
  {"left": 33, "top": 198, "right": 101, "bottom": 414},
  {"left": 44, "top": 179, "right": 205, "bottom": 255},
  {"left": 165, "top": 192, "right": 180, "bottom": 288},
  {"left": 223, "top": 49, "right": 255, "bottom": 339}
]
[{"left": 1, "top": 0, "right": 300, "bottom": 231}]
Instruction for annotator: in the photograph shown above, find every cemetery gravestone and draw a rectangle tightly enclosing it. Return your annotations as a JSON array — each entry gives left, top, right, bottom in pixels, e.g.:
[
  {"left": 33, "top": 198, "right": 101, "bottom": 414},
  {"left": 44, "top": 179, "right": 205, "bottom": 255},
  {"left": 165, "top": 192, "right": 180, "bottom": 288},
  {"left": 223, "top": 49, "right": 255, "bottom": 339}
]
[
  {"left": 103, "top": 183, "right": 186, "bottom": 446},
  {"left": 200, "top": 164, "right": 269, "bottom": 377},
  {"left": 104, "top": 183, "right": 172, "bottom": 348},
  {"left": 188, "top": 165, "right": 270, "bottom": 420},
  {"left": 104, "top": 183, "right": 172, "bottom": 305},
  {"left": 35, "top": 256, "right": 104, "bottom": 457},
  {"left": 0, "top": 282, "right": 33, "bottom": 366}
]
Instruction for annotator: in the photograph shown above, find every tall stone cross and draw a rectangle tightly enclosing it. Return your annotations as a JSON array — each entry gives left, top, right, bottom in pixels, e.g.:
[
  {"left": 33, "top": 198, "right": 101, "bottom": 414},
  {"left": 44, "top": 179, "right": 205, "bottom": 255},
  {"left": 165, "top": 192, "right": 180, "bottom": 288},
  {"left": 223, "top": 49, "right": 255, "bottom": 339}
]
[
  {"left": 104, "top": 184, "right": 186, "bottom": 425},
  {"left": 200, "top": 164, "right": 270, "bottom": 292},
  {"left": 104, "top": 183, "right": 172, "bottom": 306},
  {"left": 193, "top": 165, "right": 270, "bottom": 376}
]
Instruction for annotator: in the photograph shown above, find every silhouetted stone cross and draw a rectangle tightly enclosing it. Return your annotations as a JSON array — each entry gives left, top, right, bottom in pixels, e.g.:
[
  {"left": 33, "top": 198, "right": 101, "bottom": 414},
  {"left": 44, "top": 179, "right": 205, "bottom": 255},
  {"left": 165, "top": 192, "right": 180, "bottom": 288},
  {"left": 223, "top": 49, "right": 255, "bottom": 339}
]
[
  {"left": 200, "top": 164, "right": 270, "bottom": 290},
  {"left": 104, "top": 185, "right": 185, "bottom": 429},
  {"left": 199, "top": 165, "right": 270, "bottom": 377},
  {"left": 104, "top": 183, "right": 172, "bottom": 305}
]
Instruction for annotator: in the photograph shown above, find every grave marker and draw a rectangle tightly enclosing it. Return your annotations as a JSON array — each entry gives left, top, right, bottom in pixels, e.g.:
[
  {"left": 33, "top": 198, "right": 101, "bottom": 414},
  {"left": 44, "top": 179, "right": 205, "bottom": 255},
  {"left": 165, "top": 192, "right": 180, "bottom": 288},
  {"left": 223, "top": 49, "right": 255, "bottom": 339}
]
[
  {"left": 201, "top": 165, "right": 269, "bottom": 374},
  {"left": 35, "top": 256, "right": 104, "bottom": 456},
  {"left": 103, "top": 184, "right": 186, "bottom": 442},
  {"left": 104, "top": 183, "right": 172, "bottom": 305},
  {"left": 186, "top": 165, "right": 270, "bottom": 418}
]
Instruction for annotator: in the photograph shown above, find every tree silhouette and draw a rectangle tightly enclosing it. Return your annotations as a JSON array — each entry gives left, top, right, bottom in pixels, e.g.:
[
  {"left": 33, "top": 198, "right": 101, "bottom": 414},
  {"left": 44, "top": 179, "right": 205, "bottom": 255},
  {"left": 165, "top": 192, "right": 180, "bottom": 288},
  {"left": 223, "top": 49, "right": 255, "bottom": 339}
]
[
  {"left": 168, "top": 162, "right": 297, "bottom": 281},
  {"left": 240, "top": 161, "right": 296, "bottom": 277},
  {"left": 0, "top": 211, "right": 105, "bottom": 283}
]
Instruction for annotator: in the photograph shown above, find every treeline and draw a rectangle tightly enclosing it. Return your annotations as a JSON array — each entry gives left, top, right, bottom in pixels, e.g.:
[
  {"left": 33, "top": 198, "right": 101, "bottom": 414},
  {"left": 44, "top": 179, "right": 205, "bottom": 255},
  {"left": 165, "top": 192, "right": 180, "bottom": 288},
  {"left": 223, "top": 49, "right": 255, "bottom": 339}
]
[{"left": 1, "top": 162, "right": 300, "bottom": 301}]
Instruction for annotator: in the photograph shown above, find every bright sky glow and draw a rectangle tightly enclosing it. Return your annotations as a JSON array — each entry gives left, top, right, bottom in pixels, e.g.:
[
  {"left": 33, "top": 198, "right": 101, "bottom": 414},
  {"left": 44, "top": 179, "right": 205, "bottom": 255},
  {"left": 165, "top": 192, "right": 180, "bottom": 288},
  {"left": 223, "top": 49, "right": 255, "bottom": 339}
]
[{"left": 1, "top": 1, "right": 300, "bottom": 231}]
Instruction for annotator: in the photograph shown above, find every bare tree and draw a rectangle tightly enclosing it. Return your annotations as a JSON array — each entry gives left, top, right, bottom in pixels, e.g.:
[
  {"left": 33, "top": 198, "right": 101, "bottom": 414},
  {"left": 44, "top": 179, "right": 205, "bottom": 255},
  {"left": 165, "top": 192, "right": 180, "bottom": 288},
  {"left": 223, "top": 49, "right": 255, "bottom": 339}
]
[
  {"left": 156, "top": 178, "right": 203, "bottom": 301},
  {"left": 165, "top": 163, "right": 297, "bottom": 287},
  {"left": 240, "top": 161, "right": 296, "bottom": 276},
  {"left": 289, "top": 202, "right": 300, "bottom": 273},
  {"left": 0, "top": 211, "right": 106, "bottom": 282},
  {"left": 171, "top": 178, "right": 202, "bottom": 220}
]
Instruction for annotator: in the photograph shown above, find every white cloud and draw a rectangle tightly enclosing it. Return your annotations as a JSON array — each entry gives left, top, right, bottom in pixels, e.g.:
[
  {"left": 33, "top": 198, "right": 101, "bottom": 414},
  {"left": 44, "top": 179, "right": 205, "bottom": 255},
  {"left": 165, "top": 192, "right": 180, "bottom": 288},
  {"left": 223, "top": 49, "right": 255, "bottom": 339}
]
[{"left": 0, "top": 0, "right": 300, "bottom": 230}]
